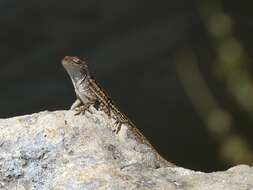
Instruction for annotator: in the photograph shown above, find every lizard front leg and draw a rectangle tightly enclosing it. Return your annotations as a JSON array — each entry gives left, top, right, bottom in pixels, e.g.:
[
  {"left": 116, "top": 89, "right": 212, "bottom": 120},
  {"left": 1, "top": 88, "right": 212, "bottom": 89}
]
[
  {"left": 74, "top": 96, "right": 98, "bottom": 115},
  {"left": 70, "top": 99, "right": 83, "bottom": 110},
  {"left": 74, "top": 102, "right": 94, "bottom": 115}
]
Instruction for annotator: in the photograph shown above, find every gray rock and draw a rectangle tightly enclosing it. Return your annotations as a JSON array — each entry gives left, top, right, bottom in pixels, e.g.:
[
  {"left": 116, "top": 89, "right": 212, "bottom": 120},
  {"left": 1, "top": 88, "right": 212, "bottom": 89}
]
[{"left": 0, "top": 109, "right": 252, "bottom": 190}]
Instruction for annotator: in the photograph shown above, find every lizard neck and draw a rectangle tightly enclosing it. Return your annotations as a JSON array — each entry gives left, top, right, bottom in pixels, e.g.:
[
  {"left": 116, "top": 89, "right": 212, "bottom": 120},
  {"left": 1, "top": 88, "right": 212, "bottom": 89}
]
[
  {"left": 67, "top": 67, "right": 89, "bottom": 86},
  {"left": 72, "top": 72, "right": 91, "bottom": 92}
]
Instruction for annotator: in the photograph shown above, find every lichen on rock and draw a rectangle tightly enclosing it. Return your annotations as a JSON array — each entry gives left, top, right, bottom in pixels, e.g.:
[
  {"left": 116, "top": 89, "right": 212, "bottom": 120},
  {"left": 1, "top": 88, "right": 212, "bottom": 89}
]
[{"left": 0, "top": 109, "right": 252, "bottom": 190}]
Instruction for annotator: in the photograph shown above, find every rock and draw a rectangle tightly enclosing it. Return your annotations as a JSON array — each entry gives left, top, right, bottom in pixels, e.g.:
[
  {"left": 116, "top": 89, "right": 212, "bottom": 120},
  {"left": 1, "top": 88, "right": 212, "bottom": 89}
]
[{"left": 0, "top": 109, "right": 252, "bottom": 190}]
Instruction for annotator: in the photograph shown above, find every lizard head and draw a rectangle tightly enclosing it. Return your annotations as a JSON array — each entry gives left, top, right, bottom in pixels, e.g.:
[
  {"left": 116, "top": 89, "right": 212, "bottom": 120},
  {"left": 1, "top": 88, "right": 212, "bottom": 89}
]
[
  {"left": 62, "top": 56, "right": 89, "bottom": 82},
  {"left": 62, "top": 56, "right": 87, "bottom": 69}
]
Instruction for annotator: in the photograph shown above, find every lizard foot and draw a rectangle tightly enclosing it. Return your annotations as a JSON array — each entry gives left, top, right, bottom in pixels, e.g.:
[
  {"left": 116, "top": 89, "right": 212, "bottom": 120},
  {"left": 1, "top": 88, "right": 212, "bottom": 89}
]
[
  {"left": 74, "top": 104, "right": 92, "bottom": 115},
  {"left": 113, "top": 120, "right": 122, "bottom": 134}
]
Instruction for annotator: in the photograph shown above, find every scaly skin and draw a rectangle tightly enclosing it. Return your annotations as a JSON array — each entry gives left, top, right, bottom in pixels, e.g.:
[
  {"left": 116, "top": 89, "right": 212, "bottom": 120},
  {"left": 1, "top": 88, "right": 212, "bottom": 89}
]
[{"left": 62, "top": 56, "right": 174, "bottom": 167}]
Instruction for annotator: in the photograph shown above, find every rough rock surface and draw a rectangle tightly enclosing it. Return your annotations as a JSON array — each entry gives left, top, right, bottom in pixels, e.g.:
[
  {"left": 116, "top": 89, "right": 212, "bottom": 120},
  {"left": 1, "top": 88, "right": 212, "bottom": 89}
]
[{"left": 0, "top": 109, "right": 252, "bottom": 190}]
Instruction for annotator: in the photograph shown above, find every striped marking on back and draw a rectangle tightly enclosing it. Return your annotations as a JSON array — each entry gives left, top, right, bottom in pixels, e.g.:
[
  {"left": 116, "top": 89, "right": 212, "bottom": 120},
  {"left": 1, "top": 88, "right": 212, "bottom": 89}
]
[{"left": 88, "top": 77, "right": 127, "bottom": 121}]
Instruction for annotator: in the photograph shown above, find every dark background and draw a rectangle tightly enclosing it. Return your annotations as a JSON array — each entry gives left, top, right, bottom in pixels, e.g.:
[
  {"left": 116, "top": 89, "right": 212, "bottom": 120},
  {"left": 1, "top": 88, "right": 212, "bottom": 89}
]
[{"left": 0, "top": 0, "right": 252, "bottom": 172}]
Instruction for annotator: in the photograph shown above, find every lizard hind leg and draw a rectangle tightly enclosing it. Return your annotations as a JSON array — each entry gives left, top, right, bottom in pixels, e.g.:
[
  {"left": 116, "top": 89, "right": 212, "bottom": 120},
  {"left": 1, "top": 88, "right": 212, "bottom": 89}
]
[
  {"left": 99, "top": 104, "right": 112, "bottom": 119},
  {"left": 112, "top": 120, "right": 122, "bottom": 134}
]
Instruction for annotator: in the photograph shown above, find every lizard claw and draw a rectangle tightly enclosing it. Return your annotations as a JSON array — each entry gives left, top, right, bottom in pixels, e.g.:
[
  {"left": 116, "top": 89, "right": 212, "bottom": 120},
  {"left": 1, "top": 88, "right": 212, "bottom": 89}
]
[{"left": 73, "top": 105, "right": 92, "bottom": 115}]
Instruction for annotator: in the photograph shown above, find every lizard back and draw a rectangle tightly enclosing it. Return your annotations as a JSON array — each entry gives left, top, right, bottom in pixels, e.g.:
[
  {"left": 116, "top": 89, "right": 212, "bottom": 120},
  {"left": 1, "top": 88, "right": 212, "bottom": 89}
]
[{"left": 87, "top": 76, "right": 155, "bottom": 147}]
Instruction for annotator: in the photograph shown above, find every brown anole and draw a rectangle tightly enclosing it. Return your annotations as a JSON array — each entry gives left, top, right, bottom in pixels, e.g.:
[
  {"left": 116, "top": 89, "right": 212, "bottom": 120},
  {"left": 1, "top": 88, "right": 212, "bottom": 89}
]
[{"left": 62, "top": 56, "right": 173, "bottom": 167}]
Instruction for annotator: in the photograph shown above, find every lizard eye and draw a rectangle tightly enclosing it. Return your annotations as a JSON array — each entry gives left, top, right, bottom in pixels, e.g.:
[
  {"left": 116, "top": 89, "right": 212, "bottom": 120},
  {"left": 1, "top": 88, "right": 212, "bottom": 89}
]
[
  {"left": 72, "top": 57, "right": 87, "bottom": 66},
  {"left": 72, "top": 57, "right": 81, "bottom": 64}
]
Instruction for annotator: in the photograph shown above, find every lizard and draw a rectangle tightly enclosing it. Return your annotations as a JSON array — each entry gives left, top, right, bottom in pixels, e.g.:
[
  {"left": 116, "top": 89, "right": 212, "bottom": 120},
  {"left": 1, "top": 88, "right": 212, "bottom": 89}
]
[{"left": 62, "top": 56, "right": 174, "bottom": 167}]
